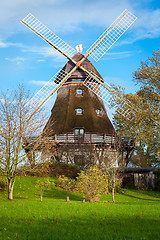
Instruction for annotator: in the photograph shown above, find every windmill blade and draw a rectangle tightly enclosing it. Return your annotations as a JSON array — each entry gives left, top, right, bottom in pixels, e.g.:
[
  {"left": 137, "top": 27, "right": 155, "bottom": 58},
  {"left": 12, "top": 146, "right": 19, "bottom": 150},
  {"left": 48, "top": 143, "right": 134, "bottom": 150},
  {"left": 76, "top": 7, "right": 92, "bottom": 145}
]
[
  {"left": 21, "top": 13, "right": 76, "bottom": 59},
  {"left": 82, "top": 72, "right": 135, "bottom": 121},
  {"left": 86, "top": 9, "right": 137, "bottom": 62},
  {"left": 25, "top": 69, "right": 69, "bottom": 121},
  {"left": 25, "top": 62, "right": 80, "bottom": 121},
  {"left": 83, "top": 72, "right": 160, "bottom": 126}
]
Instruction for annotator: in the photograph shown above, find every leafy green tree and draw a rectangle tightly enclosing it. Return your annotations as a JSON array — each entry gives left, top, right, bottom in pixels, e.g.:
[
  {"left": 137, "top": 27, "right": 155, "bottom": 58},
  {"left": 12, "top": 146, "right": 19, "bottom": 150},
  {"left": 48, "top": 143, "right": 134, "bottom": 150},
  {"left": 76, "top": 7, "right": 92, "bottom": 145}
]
[
  {"left": 35, "top": 178, "right": 54, "bottom": 201},
  {"left": 113, "top": 50, "right": 160, "bottom": 167}
]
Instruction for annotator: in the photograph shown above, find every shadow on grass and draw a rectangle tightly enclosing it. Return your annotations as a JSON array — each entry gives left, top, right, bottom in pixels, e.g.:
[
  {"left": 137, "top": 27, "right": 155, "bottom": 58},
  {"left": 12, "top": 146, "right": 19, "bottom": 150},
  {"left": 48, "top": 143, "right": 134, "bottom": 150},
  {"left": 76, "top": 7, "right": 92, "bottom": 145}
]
[
  {"left": 14, "top": 196, "right": 27, "bottom": 200},
  {"left": 123, "top": 190, "right": 160, "bottom": 202},
  {"left": 44, "top": 187, "right": 83, "bottom": 201},
  {"left": 0, "top": 214, "right": 159, "bottom": 240},
  {"left": 135, "top": 189, "right": 160, "bottom": 199}
]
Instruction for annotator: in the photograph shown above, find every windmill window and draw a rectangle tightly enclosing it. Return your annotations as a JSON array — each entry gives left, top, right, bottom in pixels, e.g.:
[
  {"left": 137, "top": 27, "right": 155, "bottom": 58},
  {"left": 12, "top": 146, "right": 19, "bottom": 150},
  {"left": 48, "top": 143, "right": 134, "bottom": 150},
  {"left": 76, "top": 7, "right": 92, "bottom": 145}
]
[
  {"left": 74, "top": 129, "right": 79, "bottom": 135},
  {"left": 76, "top": 108, "right": 83, "bottom": 115},
  {"left": 96, "top": 109, "right": 101, "bottom": 116},
  {"left": 74, "top": 128, "right": 85, "bottom": 135},
  {"left": 79, "top": 128, "right": 85, "bottom": 135},
  {"left": 76, "top": 89, "right": 83, "bottom": 96}
]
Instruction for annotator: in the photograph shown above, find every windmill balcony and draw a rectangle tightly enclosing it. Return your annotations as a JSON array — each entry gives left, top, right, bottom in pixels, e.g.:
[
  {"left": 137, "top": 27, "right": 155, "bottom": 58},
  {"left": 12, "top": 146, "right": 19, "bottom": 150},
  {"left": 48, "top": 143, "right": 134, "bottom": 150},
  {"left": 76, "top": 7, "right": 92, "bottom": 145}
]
[
  {"left": 26, "top": 133, "right": 119, "bottom": 146},
  {"left": 55, "top": 133, "right": 117, "bottom": 145}
]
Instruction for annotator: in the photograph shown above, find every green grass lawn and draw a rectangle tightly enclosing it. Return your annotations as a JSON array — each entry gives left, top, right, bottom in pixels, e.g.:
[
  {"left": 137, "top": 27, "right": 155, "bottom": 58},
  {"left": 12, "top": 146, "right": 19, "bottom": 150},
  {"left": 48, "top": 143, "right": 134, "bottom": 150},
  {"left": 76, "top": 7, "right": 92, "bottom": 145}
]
[{"left": 0, "top": 176, "right": 160, "bottom": 240}]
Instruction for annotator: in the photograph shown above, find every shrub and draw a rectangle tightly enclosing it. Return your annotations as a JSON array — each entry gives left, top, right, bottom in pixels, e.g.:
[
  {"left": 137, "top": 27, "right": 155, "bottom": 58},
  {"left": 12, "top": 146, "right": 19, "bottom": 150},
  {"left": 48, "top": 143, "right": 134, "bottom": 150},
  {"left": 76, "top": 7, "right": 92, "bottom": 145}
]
[
  {"left": 0, "top": 177, "right": 7, "bottom": 190},
  {"left": 19, "top": 161, "right": 80, "bottom": 178},
  {"left": 57, "top": 175, "right": 75, "bottom": 191},
  {"left": 76, "top": 166, "right": 108, "bottom": 202}
]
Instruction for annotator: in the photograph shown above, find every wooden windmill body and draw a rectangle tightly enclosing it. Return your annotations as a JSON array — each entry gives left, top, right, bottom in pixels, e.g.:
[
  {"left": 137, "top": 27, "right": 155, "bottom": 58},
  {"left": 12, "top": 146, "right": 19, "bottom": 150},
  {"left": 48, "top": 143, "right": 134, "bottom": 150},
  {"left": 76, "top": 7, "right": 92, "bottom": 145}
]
[
  {"left": 22, "top": 10, "right": 138, "bottom": 168},
  {"left": 43, "top": 53, "right": 117, "bottom": 168}
]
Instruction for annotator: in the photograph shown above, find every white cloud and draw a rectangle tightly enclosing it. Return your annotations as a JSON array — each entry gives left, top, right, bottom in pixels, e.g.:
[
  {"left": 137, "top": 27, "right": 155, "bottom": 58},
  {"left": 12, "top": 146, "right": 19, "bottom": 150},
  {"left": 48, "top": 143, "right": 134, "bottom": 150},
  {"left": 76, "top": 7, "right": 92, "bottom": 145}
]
[
  {"left": 135, "top": 9, "right": 160, "bottom": 40},
  {"left": 0, "top": 35, "right": 66, "bottom": 62},
  {"left": 37, "top": 59, "right": 46, "bottom": 62},
  {"left": 21, "top": 45, "right": 66, "bottom": 62},
  {"left": 102, "top": 51, "right": 132, "bottom": 60},
  {"left": 117, "top": 8, "right": 160, "bottom": 45},
  {"left": 0, "top": 40, "right": 8, "bottom": 48},
  {"left": 0, "top": 40, "right": 25, "bottom": 49},
  {"left": 5, "top": 57, "right": 25, "bottom": 64},
  {"left": 29, "top": 80, "right": 48, "bottom": 86}
]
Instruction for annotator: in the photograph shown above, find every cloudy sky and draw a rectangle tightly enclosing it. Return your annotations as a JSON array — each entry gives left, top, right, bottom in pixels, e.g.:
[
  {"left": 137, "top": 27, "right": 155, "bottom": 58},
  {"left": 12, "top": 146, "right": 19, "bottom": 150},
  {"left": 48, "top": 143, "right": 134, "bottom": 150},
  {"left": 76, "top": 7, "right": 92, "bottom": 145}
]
[{"left": 0, "top": 0, "right": 160, "bottom": 118}]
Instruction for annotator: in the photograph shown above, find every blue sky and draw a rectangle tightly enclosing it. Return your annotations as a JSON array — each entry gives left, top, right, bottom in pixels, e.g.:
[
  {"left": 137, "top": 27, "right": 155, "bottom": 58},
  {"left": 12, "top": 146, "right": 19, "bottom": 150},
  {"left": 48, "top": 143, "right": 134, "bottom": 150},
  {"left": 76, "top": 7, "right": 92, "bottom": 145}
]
[{"left": 0, "top": 0, "right": 160, "bottom": 119}]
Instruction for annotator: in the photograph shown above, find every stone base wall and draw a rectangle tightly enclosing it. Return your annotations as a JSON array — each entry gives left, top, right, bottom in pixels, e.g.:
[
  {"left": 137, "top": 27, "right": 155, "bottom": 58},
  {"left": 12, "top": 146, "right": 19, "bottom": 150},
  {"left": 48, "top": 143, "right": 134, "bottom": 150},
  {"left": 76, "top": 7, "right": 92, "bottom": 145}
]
[{"left": 56, "top": 144, "right": 118, "bottom": 169}]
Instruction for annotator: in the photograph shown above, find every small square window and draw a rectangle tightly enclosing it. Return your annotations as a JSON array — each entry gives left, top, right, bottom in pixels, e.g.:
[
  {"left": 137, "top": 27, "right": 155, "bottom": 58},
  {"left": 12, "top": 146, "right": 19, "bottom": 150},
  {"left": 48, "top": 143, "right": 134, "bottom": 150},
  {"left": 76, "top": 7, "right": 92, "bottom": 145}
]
[
  {"left": 74, "top": 129, "right": 79, "bottom": 135},
  {"left": 79, "top": 129, "right": 85, "bottom": 135},
  {"left": 76, "top": 89, "right": 83, "bottom": 95},
  {"left": 96, "top": 109, "right": 101, "bottom": 115},
  {"left": 76, "top": 108, "right": 83, "bottom": 114}
]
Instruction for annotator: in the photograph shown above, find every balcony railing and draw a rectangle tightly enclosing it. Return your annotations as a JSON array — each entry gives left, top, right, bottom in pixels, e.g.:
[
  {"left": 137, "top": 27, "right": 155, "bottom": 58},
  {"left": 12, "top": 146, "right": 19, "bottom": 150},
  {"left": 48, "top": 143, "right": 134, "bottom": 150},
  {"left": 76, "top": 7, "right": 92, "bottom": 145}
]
[
  {"left": 26, "top": 133, "right": 118, "bottom": 145},
  {"left": 55, "top": 133, "right": 117, "bottom": 144}
]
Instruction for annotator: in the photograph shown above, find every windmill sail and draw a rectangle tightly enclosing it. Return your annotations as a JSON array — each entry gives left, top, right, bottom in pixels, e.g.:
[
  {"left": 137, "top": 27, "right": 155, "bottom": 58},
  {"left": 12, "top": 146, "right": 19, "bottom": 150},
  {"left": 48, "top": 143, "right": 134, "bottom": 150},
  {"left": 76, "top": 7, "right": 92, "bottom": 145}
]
[
  {"left": 21, "top": 13, "right": 76, "bottom": 59},
  {"left": 86, "top": 9, "right": 137, "bottom": 62},
  {"left": 25, "top": 69, "right": 69, "bottom": 120},
  {"left": 84, "top": 72, "right": 160, "bottom": 126},
  {"left": 83, "top": 72, "right": 135, "bottom": 121}
]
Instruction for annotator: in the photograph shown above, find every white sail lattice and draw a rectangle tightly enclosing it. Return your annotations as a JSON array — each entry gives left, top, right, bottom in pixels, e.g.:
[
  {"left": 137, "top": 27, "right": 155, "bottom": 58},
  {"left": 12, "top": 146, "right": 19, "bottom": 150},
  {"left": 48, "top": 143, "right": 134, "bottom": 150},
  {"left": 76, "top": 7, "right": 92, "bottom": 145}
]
[
  {"left": 87, "top": 10, "right": 137, "bottom": 62},
  {"left": 25, "top": 69, "right": 68, "bottom": 117},
  {"left": 83, "top": 72, "right": 135, "bottom": 121},
  {"left": 22, "top": 13, "right": 76, "bottom": 58}
]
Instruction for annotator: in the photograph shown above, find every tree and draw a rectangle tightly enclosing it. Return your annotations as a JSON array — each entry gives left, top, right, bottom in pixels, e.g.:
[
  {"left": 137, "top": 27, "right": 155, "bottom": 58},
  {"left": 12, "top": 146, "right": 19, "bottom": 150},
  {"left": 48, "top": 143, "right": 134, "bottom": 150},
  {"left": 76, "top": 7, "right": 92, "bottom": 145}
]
[
  {"left": 35, "top": 178, "right": 54, "bottom": 201},
  {"left": 101, "top": 145, "right": 121, "bottom": 203},
  {"left": 113, "top": 50, "right": 160, "bottom": 167},
  {"left": 0, "top": 85, "right": 46, "bottom": 200},
  {"left": 133, "top": 50, "right": 160, "bottom": 95}
]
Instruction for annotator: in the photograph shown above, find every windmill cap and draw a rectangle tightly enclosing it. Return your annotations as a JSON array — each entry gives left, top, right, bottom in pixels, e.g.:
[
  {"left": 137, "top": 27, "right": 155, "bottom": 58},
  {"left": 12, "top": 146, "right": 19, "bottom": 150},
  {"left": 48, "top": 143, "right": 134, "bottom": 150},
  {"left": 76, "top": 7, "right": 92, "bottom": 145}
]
[{"left": 55, "top": 53, "right": 104, "bottom": 83}]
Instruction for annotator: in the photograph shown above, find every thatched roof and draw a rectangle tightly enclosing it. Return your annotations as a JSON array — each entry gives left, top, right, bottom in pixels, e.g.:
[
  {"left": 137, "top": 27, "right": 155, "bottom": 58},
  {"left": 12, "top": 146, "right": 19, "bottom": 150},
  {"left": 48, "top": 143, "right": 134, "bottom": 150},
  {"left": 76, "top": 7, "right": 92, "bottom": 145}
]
[{"left": 43, "top": 84, "right": 116, "bottom": 136}]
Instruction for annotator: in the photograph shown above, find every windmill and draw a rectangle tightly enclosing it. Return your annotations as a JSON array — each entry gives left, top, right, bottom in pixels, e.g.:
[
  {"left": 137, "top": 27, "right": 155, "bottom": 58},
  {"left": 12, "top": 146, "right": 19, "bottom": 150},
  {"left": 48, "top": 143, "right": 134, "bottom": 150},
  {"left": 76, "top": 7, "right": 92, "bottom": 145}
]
[{"left": 22, "top": 10, "right": 137, "bottom": 168}]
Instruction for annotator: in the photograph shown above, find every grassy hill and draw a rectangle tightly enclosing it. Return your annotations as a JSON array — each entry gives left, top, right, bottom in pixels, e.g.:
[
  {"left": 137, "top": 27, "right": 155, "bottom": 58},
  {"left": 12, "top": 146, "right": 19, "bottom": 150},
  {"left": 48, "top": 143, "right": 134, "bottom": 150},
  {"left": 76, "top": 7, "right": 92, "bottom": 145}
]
[{"left": 0, "top": 176, "right": 160, "bottom": 240}]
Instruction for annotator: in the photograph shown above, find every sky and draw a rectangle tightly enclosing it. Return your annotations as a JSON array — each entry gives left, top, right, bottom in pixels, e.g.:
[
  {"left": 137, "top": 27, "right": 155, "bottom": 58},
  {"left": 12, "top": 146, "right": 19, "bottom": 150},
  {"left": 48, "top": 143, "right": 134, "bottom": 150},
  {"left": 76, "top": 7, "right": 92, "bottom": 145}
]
[{"left": 0, "top": 0, "right": 160, "bottom": 120}]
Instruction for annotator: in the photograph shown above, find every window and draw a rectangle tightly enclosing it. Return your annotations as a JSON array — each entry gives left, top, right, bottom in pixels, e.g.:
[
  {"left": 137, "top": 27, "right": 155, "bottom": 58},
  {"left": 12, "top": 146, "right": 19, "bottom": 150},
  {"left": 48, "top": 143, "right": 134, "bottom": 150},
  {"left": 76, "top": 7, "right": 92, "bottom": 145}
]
[
  {"left": 76, "top": 108, "right": 83, "bottom": 115},
  {"left": 74, "top": 128, "right": 85, "bottom": 135},
  {"left": 79, "top": 128, "right": 85, "bottom": 135},
  {"left": 74, "top": 129, "right": 79, "bottom": 135},
  {"left": 96, "top": 109, "right": 101, "bottom": 116},
  {"left": 76, "top": 89, "right": 83, "bottom": 96}
]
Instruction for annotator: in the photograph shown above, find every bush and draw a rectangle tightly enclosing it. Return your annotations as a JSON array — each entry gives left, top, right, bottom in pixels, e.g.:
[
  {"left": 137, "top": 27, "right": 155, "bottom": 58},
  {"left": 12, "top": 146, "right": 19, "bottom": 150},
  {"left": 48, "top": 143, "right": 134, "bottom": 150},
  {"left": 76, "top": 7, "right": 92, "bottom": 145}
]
[
  {"left": 19, "top": 161, "right": 80, "bottom": 178},
  {"left": 57, "top": 175, "right": 75, "bottom": 191},
  {"left": 76, "top": 166, "right": 108, "bottom": 202},
  {"left": 0, "top": 177, "right": 7, "bottom": 190}
]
